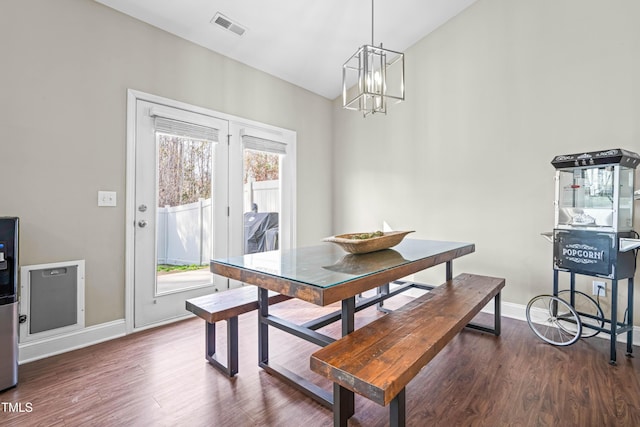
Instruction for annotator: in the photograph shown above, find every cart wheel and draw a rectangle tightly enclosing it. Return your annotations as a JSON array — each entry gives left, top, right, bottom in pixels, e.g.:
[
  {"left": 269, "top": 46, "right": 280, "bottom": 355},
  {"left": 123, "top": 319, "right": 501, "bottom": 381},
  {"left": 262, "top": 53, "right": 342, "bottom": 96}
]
[
  {"left": 526, "top": 295, "right": 582, "bottom": 346},
  {"left": 557, "top": 290, "right": 605, "bottom": 338}
]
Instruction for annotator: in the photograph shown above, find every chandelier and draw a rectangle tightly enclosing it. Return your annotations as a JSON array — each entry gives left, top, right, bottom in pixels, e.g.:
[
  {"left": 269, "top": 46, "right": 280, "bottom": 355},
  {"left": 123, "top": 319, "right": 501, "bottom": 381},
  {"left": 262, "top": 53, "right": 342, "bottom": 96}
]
[{"left": 342, "top": 0, "right": 405, "bottom": 117}]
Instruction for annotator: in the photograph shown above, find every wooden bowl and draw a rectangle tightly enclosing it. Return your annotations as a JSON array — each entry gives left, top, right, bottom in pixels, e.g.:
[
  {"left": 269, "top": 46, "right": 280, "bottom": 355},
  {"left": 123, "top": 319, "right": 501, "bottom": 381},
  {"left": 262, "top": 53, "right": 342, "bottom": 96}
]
[{"left": 322, "top": 230, "right": 414, "bottom": 254}]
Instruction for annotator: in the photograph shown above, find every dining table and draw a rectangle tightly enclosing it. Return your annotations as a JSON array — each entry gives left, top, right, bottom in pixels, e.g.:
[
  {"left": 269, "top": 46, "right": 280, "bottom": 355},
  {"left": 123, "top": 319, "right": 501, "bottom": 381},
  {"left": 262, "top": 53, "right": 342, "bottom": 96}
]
[{"left": 209, "top": 238, "right": 475, "bottom": 415}]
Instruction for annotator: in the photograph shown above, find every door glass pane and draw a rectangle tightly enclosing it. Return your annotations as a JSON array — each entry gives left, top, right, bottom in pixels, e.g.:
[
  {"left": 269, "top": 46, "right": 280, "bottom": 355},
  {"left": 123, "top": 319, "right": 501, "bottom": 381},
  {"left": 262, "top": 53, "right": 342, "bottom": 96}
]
[
  {"left": 156, "top": 133, "right": 214, "bottom": 294},
  {"left": 243, "top": 149, "right": 281, "bottom": 254}
]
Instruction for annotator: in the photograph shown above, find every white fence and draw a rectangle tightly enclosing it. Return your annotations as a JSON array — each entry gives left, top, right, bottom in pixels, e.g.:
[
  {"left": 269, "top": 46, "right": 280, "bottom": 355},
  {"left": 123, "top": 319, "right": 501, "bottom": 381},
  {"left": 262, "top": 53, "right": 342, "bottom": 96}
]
[
  {"left": 158, "top": 180, "right": 280, "bottom": 266},
  {"left": 244, "top": 180, "right": 280, "bottom": 213},
  {"left": 157, "top": 198, "right": 212, "bottom": 266}
]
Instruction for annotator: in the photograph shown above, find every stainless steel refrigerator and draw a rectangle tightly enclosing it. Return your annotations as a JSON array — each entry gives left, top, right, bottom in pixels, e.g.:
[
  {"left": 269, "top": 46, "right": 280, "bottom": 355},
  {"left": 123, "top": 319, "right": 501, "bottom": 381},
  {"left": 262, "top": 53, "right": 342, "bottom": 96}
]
[{"left": 0, "top": 217, "right": 18, "bottom": 391}]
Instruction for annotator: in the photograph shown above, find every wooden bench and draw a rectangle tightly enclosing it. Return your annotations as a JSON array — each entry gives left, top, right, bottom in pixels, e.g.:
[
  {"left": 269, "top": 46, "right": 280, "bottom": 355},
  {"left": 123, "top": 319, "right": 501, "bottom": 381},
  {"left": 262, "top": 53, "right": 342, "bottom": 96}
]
[
  {"left": 310, "top": 273, "right": 505, "bottom": 427},
  {"left": 186, "top": 286, "right": 291, "bottom": 377}
]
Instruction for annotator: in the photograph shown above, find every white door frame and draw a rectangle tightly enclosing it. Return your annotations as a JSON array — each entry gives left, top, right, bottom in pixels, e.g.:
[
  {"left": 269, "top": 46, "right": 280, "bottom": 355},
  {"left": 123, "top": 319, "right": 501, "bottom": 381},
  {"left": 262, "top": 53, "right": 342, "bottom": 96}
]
[
  {"left": 133, "top": 99, "right": 229, "bottom": 328},
  {"left": 125, "top": 89, "right": 297, "bottom": 333}
]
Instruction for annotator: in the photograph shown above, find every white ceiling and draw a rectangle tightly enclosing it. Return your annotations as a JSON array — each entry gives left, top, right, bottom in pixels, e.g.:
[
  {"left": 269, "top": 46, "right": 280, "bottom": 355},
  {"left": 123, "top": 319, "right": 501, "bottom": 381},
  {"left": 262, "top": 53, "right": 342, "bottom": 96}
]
[{"left": 95, "top": 0, "right": 477, "bottom": 100}]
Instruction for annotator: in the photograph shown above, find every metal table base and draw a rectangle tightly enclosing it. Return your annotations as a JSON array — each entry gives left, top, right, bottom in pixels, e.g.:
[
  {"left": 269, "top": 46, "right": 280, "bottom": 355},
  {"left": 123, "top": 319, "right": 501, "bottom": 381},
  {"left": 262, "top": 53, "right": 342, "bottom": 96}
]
[{"left": 256, "top": 261, "right": 455, "bottom": 420}]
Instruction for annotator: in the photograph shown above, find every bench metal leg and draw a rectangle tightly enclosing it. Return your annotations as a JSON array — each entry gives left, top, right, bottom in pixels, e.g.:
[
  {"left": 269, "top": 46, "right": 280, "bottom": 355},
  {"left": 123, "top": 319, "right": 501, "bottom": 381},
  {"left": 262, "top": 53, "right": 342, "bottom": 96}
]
[
  {"left": 465, "top": 291, "right": 501, "bottom": 336},
  {"left": 494, "top": 291, "right": 501, "bottom": 336},
  {"left": 205, "top": 317, "right": 239, "bottom": 377},
  {"left": 390, "top": 388, "right": 406, "bottom": 427},
  {"left": 334, "top": 384, "right": 351, "bottom": 427}
]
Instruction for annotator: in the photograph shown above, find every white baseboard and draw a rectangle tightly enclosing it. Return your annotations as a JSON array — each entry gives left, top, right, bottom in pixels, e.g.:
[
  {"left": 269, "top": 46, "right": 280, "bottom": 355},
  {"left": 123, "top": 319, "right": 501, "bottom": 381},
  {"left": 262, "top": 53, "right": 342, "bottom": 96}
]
[
  {"left": 18, "top": 319, "right": 126, "bottom": 364},
  {"left": 16, "top": 299, "right": 640, "bottom": 365}
]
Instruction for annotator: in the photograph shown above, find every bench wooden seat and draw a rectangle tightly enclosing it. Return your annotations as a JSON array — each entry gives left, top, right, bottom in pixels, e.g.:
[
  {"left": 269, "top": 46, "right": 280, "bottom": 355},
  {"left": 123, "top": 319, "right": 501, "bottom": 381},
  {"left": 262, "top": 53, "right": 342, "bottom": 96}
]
[
  {"left": 186, "top": 286, "right": 291, "bottom": 377},
  {"left": 310, "top": 273, "right": 505, "bottom": 427}
]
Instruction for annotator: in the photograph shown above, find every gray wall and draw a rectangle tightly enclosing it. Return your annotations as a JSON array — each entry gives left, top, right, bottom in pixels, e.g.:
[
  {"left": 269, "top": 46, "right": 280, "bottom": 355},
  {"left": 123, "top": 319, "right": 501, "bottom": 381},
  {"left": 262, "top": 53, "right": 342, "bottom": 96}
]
[
  {"left": 4, "top": 0, "right": 640, "bottom": 330},
  {"left": 332, "top": 0, "right": 640, "bottom": 318},
  {"left": 0, "top": 0, "right": 333, "bottom": 326}
]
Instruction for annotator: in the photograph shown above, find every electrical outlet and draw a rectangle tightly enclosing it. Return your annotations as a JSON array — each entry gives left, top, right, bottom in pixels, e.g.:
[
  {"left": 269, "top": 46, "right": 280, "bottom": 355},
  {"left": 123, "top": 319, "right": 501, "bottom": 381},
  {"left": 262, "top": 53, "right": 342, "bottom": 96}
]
[{"left": 592, "top": 281, "right": 606, "bottom": 297}]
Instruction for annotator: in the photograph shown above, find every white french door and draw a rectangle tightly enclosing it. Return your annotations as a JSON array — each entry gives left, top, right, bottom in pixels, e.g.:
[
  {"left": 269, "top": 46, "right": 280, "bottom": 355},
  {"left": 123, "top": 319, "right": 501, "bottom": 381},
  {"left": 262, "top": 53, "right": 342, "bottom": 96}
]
[
  {"left": 126, "top": 90, "right": 297, "bottom": 331},
  {"left": 132, "top": 99, "right": 229, "bottom": 328}
]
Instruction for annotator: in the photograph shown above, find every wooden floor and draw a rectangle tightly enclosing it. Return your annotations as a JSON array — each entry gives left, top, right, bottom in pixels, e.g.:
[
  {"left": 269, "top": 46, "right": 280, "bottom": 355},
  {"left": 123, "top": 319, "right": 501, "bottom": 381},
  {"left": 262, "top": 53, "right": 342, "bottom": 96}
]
[{"left": 2, "top": 296, "right": 640, "bottom": 426}]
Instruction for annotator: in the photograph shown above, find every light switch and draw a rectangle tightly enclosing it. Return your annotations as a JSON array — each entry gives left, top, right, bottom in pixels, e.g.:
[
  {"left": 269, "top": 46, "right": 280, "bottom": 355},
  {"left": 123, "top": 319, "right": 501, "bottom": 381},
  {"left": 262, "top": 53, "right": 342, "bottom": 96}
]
[{"left": 98, "top": 191, "right": 117, "bottom": 207}]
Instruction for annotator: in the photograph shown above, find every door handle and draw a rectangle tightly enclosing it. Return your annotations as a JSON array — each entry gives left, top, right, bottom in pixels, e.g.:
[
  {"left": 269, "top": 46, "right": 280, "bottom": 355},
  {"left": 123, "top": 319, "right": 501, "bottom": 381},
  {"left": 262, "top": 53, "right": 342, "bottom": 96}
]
[{"left": 138, "top": 220, "right": 148, "bottom": 228}]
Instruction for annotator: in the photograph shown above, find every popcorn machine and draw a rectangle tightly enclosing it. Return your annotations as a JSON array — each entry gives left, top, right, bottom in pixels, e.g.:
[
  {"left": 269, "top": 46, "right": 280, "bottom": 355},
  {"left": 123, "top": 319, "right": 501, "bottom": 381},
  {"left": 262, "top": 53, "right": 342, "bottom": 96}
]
[{"left": 528, "top": 149, "right": 640, "bottom": 364}]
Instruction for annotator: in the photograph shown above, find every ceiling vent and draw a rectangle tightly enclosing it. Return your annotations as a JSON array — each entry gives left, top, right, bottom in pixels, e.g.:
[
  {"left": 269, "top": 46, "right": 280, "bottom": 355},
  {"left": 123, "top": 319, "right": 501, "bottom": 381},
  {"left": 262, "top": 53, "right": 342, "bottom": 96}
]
[{"left": 211, "top": 13, "right": 246, "bottom": 36}]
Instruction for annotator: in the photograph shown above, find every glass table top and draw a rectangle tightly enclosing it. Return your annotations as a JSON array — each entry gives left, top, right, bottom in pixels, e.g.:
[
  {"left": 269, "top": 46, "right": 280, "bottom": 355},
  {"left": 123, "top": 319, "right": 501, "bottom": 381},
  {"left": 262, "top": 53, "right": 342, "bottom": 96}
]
[{"left": 212, "top": 239, "right": 474, "bottom": 289}]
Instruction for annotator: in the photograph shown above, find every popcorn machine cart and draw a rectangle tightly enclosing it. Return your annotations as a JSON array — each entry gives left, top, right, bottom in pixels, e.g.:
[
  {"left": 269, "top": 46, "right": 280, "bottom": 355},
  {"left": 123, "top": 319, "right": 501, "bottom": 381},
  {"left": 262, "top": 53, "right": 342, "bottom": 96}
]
[{"left": 527, "top": 148, "right": 640, "bottom": 364}]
